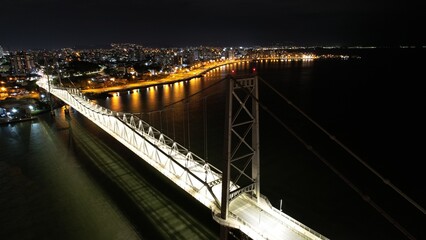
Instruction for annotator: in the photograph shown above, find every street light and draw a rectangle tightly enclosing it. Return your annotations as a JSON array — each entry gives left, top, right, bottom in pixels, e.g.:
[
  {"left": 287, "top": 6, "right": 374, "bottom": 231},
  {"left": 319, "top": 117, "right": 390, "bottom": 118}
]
[{"left": 28, "top": 105, "right": 34, "bottom": 118}]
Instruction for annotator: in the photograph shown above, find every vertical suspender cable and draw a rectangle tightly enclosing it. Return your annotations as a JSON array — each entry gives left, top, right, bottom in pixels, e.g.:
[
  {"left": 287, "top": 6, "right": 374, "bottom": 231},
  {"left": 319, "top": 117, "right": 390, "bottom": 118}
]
[
  {"left": 203, "top": 97, "right": 208, "bottom": 161},
  {"left": 187, "top": 101, "right": 191, "bottom": 151},
  {"left": 183, "top": 103, "right": 186, "bottom": 147},
  {"left": 172, "top": 107, "right": 176, "bottom": 140},
  {"left": 160, "top": 110, "right": 163, "bottom": 132},
  {"left": 165, "top": 109, "right": 169, "bottom": 137}
]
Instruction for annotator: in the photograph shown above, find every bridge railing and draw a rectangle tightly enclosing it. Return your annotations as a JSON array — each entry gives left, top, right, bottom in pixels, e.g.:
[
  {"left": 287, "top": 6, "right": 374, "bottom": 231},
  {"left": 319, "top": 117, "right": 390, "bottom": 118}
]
[
  {"left": 114, "top": 111, "right": 225, "bottom": 186},
  {"left": 257, "top": 194, "right": 328, "bottom": 240},
  {"left": 217, "top": 193, "right": 329, "bottom": 240},
  {"left": 39, "top": 81, "right": 228, "bottom": 211},
  {"left": 271, "top": 208, "right": 328, "bottom": 240},
  {"left": 39, "top": 79, "right": 328, "bottom": 240}
]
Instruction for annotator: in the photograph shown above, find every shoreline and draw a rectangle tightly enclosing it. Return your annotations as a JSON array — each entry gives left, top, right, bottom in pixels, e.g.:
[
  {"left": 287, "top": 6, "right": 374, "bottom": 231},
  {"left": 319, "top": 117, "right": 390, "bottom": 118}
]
[
  {"left": 81, "top": 60, "right": 244, "bottom": 95},
  {"left": 0, "top": 116, "right": 38, "bottom": 125}
]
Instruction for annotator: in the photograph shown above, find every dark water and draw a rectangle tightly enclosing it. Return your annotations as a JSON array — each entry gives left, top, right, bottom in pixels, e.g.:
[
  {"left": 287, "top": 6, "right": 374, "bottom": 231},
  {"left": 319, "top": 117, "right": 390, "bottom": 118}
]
[
  {"left": 0, "top": 109, "right": 219, "bottom": 239},
  {"left": 1, "top": 48, "right": 425, "bottom": 240},
  {"left": 94, "top": 48, "right": 425, "bottom": 240},
  {"left": 0, "top": 113, "right": 142, "bottom": 240}
]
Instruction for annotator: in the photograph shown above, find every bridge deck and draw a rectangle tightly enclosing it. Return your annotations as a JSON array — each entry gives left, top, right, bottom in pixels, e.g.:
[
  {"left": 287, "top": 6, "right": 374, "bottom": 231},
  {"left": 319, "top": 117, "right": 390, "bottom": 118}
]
[{"left": 37, "top": 76, "right": 328, "bottom": 240}]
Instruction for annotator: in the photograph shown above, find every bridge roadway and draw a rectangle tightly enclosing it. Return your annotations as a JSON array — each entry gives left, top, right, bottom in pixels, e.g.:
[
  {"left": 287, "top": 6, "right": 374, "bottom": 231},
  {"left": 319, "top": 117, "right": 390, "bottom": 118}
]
[{"left": 37, "top": 77, "right": 328, "bottom": 240}]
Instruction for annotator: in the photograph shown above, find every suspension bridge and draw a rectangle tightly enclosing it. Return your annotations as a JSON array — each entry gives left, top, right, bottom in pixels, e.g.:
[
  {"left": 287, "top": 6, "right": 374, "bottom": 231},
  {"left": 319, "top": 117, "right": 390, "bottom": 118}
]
[
  {"left": 36, "top": 73, "right": 329, "bottom": 240},
  {"left": 36, "top": 65, "right": 426, "bottom": 240}
]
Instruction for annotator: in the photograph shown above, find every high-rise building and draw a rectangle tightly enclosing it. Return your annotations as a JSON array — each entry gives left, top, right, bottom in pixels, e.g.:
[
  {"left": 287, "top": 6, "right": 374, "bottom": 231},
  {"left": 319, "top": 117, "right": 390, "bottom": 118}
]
[
  {"left": 0, "top": 45, "right": 4, "bottom": 58},
  {"left": 10, "top": 51, "right": 35, "bottom": 75},
  {"left": 226, "top": 48, "right": 235, "bottom": 60}
]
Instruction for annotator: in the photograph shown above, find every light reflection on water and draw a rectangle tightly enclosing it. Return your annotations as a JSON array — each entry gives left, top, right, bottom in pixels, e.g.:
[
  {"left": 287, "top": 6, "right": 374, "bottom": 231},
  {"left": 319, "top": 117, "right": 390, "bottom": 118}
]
[
  {"left": 94, "top": 52, "right": 426, "bottom": 240},
  {"left": 3, "top": 51, "right": 423, "bottom": 240},
  {"left": 0, "top": 113, "right": 141, "bottom": 240}
]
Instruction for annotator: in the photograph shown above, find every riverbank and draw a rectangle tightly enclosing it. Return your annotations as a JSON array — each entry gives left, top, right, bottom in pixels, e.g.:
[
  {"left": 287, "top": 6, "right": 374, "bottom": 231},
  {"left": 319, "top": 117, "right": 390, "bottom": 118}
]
[
  {"left": 81, "top": 59, "right": 243, "bottom": 95},
  {"left": 0, "top": 97, "right": 54, "bottom": 125},
  {"left": 0, "top": 116, "right": 39, "bottom": 125}
]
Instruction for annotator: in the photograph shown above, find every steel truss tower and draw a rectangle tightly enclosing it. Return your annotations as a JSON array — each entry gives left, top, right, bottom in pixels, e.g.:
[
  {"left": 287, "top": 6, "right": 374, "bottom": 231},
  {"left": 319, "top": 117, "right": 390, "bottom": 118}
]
[{"left": 221, "top": 74, "right": 260, "bottom": 223}]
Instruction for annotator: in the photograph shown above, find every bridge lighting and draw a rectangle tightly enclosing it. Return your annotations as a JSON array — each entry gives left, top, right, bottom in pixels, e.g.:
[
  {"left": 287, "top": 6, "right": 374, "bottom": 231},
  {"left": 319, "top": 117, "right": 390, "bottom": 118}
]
[{"left": 35, "top": 74, "right": 328, "bottom": 240}]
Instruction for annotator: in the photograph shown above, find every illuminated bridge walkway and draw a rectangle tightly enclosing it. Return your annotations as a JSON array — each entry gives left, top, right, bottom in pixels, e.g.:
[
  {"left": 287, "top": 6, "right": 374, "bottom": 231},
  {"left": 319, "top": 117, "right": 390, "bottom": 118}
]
[{"left": 37, "top": 77, "right": 328, "bottom": 240}]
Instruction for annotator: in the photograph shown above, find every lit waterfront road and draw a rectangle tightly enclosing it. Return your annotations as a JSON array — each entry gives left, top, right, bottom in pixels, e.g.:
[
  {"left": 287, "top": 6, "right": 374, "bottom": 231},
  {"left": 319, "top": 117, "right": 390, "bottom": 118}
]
[{"left": 81, "top": 60, "right": 240, "bottom": 94}]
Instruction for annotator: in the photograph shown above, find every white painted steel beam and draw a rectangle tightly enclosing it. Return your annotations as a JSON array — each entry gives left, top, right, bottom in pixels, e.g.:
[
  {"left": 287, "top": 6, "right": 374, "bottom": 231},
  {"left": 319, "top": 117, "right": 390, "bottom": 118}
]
[{"left": 36, "top": 76, "right": 328, "bottom": 240}]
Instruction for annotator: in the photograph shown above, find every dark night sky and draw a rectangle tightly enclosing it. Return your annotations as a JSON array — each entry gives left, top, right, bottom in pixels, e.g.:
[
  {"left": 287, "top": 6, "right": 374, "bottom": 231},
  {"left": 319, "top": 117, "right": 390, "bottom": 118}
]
[{"left": 1, "top": 0, "right": 424, "bottom": 50}]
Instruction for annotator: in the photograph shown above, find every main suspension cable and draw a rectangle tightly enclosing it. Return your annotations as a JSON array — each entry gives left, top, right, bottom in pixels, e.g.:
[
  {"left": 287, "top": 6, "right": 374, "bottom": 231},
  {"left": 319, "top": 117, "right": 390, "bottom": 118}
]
[
  {"left": 234, "top": 77, "right": 417, "bottom": 240},
  {"left": 258, "top": 76, "right": 425, "bottom": 215}
]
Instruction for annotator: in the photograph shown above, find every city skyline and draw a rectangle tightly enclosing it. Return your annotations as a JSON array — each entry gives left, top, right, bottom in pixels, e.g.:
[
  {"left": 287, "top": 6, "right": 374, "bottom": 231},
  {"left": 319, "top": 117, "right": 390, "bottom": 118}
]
[{"left": 1, "top": 0, "right": 424, "bottom": 50}]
